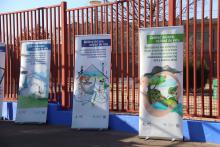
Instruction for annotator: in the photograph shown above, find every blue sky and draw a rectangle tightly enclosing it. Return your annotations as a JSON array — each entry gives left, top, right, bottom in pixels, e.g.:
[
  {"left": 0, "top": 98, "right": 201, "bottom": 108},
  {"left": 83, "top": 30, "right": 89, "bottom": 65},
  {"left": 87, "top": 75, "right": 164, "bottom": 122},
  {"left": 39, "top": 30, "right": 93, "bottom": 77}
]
[
  {"left": 0, "top": 0, "right": 94, "bottom": 13},
  {"left": 0, "top": 0, "right": 218, "bottom": 18}
]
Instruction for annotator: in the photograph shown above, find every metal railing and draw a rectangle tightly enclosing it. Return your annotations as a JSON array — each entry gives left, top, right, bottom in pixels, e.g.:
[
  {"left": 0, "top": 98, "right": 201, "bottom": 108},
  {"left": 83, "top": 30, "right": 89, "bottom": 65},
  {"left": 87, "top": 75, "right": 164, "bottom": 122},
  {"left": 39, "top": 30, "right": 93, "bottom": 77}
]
[{"left": 0, "top": 0, "right": 220, "bottom": 119}]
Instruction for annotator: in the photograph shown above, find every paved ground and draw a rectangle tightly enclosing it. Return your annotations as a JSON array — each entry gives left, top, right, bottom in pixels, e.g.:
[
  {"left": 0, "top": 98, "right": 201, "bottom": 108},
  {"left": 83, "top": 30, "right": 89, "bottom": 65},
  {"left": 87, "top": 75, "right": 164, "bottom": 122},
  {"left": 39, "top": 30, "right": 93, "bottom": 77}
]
[{"left": 0, "top": 121, "right": 219, "bottom": 147}]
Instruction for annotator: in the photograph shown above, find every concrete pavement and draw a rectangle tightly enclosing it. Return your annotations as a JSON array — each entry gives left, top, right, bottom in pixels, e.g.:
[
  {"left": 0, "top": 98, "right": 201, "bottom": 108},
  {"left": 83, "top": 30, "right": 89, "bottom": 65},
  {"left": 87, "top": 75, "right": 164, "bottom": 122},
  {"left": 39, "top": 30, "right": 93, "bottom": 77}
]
[{"left": 0, "top": 121, "right": 218, "bottom": 147}]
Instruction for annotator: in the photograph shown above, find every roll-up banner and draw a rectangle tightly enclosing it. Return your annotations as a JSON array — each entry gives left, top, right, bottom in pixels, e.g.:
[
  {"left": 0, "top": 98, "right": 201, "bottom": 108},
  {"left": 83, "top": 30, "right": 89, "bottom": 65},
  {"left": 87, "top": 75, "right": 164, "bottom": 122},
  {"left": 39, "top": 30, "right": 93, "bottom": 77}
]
[
  {"left": 139, "top": 26, "right": 183, "bottom": 140},
  {"left": 72, "top": 34, "right": 111, "bottom": 129},
  {"left": 15, "top": 40, "right": 51, "bottom": 123},
  {"left": 0, "top": 43, "right": 5, "bottom": 117}
]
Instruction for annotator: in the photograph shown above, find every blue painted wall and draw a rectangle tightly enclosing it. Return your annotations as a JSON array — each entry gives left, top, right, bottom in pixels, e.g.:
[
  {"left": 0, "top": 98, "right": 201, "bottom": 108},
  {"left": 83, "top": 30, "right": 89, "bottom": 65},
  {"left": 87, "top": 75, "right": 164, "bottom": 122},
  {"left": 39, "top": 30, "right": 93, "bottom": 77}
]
[{"left": 2, "top": 102, "right": 220, "bottom": 144}]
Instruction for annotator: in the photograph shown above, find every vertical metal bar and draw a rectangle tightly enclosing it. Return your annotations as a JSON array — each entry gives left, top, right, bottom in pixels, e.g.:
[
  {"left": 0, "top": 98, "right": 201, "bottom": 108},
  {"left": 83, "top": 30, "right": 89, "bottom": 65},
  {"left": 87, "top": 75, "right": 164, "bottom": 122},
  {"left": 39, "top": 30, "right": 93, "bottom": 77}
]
[
  {"left": 23, "top": 12, "right": 26, "bottom": 40},
  {"left": 67, "top": 11, "right": 71, "bottom": 108},
  {"left": 49, "top": 8, "right": 53, "bottom": 101},
  {"left": 138, "top": 0, "right": 140, "bottom": 27},
  {"left": 34, "top": 10, "right": 37, "bottom": 39},
  {"left": 110, "top": 5, "right": 113, "bottom": 110},
  {"left": 156, "top": 0, "right": 159, "bottom": 26},
  {"left": 201, "top": 0, "right": 205, "bottom": 116},
  {"left": 91, "top": 8, "right": 93, "bottom": 34},
  {"left": 19, "top": 13, "right": 22, "bottom": 99},
  {"left": 217, "top": 0, "right": 220, "bottom": 118},
  {"left": 116, "top": 2, "right": 119, "bottom": 111},
  {"left": 54, "top": 7, "right": 57, "bottom": 101},
  {"left": 95, "top": 6, "right": 98, "bottom": 34},
  {"left": 137, "top": 0, "right": 141, "bottom": 110},
  {"left": 105, "top": 5, "right": 108, "bottom": 33},
  {"left": 3, "top": 15, "right": 5, "bottom": 42},
  {"left": 101, "top": 6, "right": 103, "bottom": 34},
  {"left": 42, "top": 8, "right": 44, "bottom": 39},
  {"left": 121, "top": 2, "right": 124, "bottom": 111},
  {"left": 86, "top": 8, "right": 88, "bottom": 35},
  {"left": 38, "top": 9, "right": 40, "bottom": 39},
  {"left": 6, "top": 14, "right": 9, "bottom": 99},
  {"left": 6, "top": 14, "right": 9, "bottom": 98},
  {"left": 193, "top": 0, "right": 197, "bottom": 116},
  {"left": 27, "top": 11, "right": 29, "bottom": 39},
  {"left": 46, "top": 9, "right": 48, "bottom": 39},
  {"left": 168, "top": 0, "right": 176, "bottom": 26},
  {"left": 15, "top": 13, "right": 20, "bottom": 97},
  {"left": 150, "top": 0, "right": 152, "bottom": 27},
  {"left": 61, "top": 2, "right": 68, "bottom": 108},
  {"left": 9, "top": 14, "right": 12, "bottom": 98},
  {"left": 77, "top": 10, "right": 79, "bottom": 35},
  {"left": 209, "top": 0, "right": 213, "bottom": 116},
  {"left": 16, "top": 13, "right": 19, "bottom": 98},
  {"left": 13, "top": 13, "right": 16, "bottom": 99},
  {"left": 144, "top": 0, "right": 146, "bottom": 27},
  {"left": 72, "top": 10, "right": 75, "bottom": 101},
  {"left": 163, "top": 0, "right": 165, "bottom": 26},
  {"left": 179, "top": 0, "right": 182, "bottom": 25},
  {"left": 82, "top": 9, "right": 84, "bottom": 34},
  {"left": 132, "top": 0, "right": 135, "bottom": 111},
  {"left": 30, "top": 11, "right": 33, "bottom": 39},
  {"left": 58, "top": 7, "right": 61, "bottom": 101},
  {"left": 126, "top": 1, "right": 130, "bottom": 111}
]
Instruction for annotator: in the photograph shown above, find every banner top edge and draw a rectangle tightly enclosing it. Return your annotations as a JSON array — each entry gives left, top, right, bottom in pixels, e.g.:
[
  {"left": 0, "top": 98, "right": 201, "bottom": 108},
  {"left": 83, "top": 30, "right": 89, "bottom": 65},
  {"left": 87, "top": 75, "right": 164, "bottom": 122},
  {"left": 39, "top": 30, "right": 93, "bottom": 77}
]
[
  {"left": 139, "top": 26, "right": 184, "bottom": 31},
  {"left": 20, "top": 39, "right": 51, "bottom": 43},
  {"left": 75, "top": 34, "right": 111, "bottom": 37}
]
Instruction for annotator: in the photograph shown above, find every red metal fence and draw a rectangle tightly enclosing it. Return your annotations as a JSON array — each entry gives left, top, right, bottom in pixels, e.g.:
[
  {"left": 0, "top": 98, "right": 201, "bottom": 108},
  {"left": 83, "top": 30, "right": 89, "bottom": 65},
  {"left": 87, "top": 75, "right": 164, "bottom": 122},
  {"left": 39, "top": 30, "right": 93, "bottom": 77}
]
[
  {"left": 0, "top": 4, "right": 64, "bottom": 104},
  {"left": 0, "top": 0, "right": 220, "bottom": 120}
]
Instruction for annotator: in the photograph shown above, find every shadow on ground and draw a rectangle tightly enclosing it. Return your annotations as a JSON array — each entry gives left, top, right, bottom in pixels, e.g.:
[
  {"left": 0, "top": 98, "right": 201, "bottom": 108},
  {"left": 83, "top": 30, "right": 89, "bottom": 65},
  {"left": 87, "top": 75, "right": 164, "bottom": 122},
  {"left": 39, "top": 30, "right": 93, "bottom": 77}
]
[{"left": 0, "top": 121, "right": 218, "bottom": 147}]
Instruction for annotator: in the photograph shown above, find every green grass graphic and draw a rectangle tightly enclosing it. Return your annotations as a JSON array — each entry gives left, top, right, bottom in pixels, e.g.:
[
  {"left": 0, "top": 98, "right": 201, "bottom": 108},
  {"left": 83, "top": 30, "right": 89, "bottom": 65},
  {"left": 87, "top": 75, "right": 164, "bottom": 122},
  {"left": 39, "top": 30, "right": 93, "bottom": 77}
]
[{"left": 18, "top": 95, "right": 48, "bottom": 108}]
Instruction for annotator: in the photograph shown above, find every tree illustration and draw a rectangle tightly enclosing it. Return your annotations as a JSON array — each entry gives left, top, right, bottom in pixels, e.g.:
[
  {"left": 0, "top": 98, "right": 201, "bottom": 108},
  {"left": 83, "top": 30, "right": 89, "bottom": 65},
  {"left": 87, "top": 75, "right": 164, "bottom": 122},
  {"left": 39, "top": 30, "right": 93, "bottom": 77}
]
[
  {"left": 168, "top": 85, "right": 178, "bottom": 98},
  {"left": 162, "top": 86, "right": 178, "bottom": 107},
  {"left": 147, "top": 75, "right": 166, "bottom": 104},
  {"left": 148, "top": 75, "right": 166, "bottom": 89}
]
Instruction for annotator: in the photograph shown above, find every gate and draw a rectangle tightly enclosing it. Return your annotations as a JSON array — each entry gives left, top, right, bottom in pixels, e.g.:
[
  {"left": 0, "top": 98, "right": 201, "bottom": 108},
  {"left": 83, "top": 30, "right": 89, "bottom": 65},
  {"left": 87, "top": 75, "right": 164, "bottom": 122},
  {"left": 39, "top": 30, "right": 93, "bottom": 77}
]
[{"left": 0, "top": 0, "right": 220, "bottom": 119}]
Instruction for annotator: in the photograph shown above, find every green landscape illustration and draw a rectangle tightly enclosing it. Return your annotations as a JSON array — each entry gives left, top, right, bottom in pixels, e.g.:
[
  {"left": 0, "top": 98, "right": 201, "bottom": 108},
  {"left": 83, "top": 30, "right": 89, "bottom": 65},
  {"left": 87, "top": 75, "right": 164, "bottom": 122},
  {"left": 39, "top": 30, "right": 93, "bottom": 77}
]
[
  {"left": 18, "top": 70, "right": 49, "bottom": 109},
  {"left": 142, "top": 65, "right": 182, "bottom": 116},
  {"left": 75, "top": 64, "right": 109, "bottom": 106}
]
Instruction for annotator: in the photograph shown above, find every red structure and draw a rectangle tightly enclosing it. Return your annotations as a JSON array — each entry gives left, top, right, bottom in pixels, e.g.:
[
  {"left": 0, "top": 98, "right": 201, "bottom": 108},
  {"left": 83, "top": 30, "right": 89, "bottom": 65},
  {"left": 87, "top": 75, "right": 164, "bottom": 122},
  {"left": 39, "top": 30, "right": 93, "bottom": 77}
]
[{"left": 0, "top": 0, "right": 220, "bottom": 120}]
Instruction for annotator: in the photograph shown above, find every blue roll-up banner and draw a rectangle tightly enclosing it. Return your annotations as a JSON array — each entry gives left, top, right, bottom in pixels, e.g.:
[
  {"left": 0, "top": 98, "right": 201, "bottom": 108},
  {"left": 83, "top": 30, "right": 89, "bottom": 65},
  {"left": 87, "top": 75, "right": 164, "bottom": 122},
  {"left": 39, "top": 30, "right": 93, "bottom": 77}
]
[
  {"left": 0, "top": 43, "right": 5, "bottom": 118},
  {"left": 72, "top": 34, "right": 111, "bottom": 129},
  {"left": 15, "top": 40, "right": 51, "bottom": 123}
]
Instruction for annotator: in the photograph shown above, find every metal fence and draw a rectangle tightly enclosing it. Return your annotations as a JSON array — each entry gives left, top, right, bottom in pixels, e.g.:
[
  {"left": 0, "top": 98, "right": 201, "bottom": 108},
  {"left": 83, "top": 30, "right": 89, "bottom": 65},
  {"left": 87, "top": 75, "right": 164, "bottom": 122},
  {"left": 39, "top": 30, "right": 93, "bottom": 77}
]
[{"left": 0, "top": 0, "right": 220, "bottom": 120}]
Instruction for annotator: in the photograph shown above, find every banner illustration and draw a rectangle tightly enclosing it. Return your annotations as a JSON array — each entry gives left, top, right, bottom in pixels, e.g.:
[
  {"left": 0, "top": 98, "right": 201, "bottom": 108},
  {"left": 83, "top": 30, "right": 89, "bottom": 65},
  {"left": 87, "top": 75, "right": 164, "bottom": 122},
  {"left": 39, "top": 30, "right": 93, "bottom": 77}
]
[
  {"left": 72, "top": 35, "right": 111, "bottom": 129},
  {"left": 139, "top": 26, "right": 183, "bottom": 140},
  {"left": 0, "top": 43, "right": 5, "bottom": 117},
  {"left": 15, "top": 40, "right": 51, "bottom": 123}
]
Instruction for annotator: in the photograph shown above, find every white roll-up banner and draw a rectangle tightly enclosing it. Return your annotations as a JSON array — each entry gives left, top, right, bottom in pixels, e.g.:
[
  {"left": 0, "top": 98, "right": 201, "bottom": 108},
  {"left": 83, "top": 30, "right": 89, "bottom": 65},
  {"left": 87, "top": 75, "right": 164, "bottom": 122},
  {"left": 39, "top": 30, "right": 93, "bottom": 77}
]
[
  {"left": 15, "top": 40, "right": 51, "bottom": 123},
  {"left": 0, "top": 43, "right": 5, "bottom": 117},
  {"left": 72, "top": 34, "right": 111, "bottom": 129},
  {"left": 139, "top": 26, "right": 183, "bottom": 139}
]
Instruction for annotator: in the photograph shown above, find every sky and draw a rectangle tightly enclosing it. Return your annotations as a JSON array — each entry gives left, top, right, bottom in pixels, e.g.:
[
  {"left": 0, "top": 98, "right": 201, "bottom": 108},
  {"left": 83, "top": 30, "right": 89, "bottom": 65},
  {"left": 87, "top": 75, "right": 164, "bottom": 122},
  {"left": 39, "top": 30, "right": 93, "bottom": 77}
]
[
  {"left": 0, "top": 0, "right": 218, "bottom": 18},
  {"left": 0, "top": 0, "right": 107, "bottom": 13}
]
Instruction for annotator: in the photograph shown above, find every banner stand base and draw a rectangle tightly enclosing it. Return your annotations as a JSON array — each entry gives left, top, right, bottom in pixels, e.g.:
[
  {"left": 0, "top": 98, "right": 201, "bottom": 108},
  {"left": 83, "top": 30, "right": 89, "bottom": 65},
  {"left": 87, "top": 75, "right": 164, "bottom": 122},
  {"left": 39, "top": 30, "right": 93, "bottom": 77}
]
[
  {"left": 72, "top": 128, "right": 108, "bottom": 131},
  {"left": 15, "top": 122, "right": 45, "bottom": 125},
  {"left": 171, "top": 138, "right": 176, "bottom": 142},
  {"left": 141, "top": 136, "right": 183, "bottom": 142},
  {"left": 145, "top": 136, "right": 150, "bottom": 140}
]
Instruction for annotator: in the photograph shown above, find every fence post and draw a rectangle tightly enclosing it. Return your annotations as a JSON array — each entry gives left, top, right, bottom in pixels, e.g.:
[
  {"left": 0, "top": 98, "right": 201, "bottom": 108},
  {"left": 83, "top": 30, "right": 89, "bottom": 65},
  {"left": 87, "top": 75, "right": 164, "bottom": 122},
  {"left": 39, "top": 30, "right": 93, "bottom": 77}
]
[
  {"left": 61, "top": 1, "right": 68, "bottom": 108},
  {"left": 168, "top": 0, "right": 176, "bottom": 26}
]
